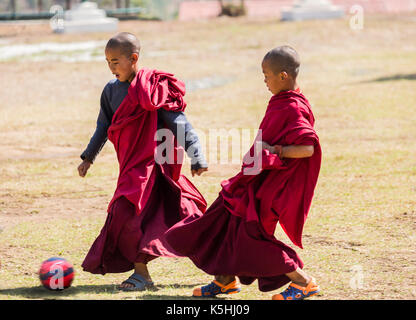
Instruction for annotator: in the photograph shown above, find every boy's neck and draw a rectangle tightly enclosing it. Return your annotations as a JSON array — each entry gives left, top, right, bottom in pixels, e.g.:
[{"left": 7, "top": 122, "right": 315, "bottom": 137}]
[
  {"left": 277, "top": 82, "right": 299, "bottom": 95},
  {"left": 127, "top": 65, "right": 140, "bottom": 83}
]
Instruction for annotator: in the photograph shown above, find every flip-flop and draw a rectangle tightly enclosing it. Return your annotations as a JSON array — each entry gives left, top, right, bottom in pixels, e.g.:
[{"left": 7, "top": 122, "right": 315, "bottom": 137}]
[{"left": 118, "top": 273, "right": 154, "bottom": 292}]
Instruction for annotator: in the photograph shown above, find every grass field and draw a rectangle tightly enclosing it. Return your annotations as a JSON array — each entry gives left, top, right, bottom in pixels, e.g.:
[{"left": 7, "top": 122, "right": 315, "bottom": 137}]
[{"left": 0, "top": 14, "right": 415, "bottom": 300}]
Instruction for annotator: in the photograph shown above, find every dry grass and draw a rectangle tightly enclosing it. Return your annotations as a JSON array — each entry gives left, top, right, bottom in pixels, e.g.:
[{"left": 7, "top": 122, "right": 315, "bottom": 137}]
[{"left": 0, "top": 14, "right": 416, "bottom": 300}]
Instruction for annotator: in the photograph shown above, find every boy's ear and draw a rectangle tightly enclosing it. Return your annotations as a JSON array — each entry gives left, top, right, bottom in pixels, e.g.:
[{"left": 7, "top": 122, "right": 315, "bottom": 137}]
[
  {"left": 280, "top": 71, "right": 288, "bottom": 80},
  {"left": 131, "top": 53, "right": 139, "bottom": 63}
]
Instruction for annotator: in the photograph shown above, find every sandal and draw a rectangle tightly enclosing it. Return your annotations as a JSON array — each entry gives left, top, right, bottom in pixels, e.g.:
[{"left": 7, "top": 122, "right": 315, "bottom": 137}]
[
  {"left": 118, "top": 273, "right": 154, "bottom": 292},
  {"left": 193, "top": 280, "right": 241, "bottom": 297},
  {"left": 272, "top": 277, "right": 320, "bottom": 300}
]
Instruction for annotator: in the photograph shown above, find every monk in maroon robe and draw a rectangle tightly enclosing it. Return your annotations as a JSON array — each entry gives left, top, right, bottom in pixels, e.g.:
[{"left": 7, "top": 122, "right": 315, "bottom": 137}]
[
  {"left": 165, "top": 46, "right": 322, "bottom": 300},
  {"left": 81, "top": 33, "right": 207, "bottom": 291}
]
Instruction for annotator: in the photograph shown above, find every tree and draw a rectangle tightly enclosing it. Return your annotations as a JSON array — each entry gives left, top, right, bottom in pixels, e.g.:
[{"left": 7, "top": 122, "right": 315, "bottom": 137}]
[
  {"left": 219, "top": 0, "right": 246, "bottom": 17},
  {"left": 9, "top": 0, "right": 16, "bottom": 14}
]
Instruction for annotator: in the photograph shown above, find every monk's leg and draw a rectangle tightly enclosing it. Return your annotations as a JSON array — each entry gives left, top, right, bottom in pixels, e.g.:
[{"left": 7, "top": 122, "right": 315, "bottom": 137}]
[
  {"left": 215, "top": 275, "right": 236, "bottom": 285},
  {"left": 285, "top": 267, "right": 312, "bottom": 287}
]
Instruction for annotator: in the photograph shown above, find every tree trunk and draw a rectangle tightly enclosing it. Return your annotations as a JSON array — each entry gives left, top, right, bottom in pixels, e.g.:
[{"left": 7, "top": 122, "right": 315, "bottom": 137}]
[{"left": 10, "top": 0, "right": 16, "bottom": 14}]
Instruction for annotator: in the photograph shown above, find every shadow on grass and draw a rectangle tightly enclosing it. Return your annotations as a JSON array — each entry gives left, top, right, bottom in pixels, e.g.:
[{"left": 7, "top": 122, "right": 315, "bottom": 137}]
[
  {"left": 0, "top": 284, "right": 116, "bottom": 299},
  {"left": 155, "top": 283, "right": 203, "bottom": 289},
  {"left": 139, "top": 294, "right": 225, "bottom": 300},
  {"left": 0, "top": 283, "right": 217, "bottom": 299},
  {"left": 363, "top": 73, "right": 416, "bottom": 83}
]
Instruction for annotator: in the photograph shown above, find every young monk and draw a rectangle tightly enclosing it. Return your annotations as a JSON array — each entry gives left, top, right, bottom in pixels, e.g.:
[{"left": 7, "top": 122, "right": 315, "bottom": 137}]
[
  {"left": 78, "top": 32, "right": 208, "bottom": 291},
  {"left": 165, "top": 45, "right": 322, "bottom": 300}
]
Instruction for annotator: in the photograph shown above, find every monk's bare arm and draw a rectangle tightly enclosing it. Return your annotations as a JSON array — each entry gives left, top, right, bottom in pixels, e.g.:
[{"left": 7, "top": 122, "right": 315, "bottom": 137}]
[
  {"left": 262, "top": 142, "right": 314, "bottom": 158},
  {"left": 281, "top": 145, "right": 314, "bottom": 158}
]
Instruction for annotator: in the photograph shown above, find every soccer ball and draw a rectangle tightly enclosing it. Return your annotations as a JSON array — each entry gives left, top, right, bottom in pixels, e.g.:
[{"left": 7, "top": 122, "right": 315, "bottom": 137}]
[{"left": 39, "top": 257, "right": 74, "bottom": 290}]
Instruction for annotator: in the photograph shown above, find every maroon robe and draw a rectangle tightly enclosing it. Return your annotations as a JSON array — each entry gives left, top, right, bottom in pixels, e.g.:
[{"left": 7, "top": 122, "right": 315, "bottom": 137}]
[
  {"left": 165, "top": 89, "right": 321, "bottom": 292},
  {"left": 82, "top": 68, "right": 207, "bottom": 274}
]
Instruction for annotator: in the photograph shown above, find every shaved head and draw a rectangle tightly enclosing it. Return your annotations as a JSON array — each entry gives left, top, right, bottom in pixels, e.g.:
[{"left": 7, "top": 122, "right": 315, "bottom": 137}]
[
  {"left": 106, "top": 32, "right": 141, "bottom": 57},
  {"left": 263, "top": 46, "right": 300, "bottom": 79}
]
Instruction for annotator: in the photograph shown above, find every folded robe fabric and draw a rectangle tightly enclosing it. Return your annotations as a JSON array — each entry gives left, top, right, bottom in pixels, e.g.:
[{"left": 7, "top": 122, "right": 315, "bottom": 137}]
[
  {"left": 222, "top": 89, "right": 321, "bottom": 248},
  {"left": 82, "top": 68, "right": 207, "bottom": 274},
  {"left": 165, "top": 89, "right": 321, "bottom": 291}
]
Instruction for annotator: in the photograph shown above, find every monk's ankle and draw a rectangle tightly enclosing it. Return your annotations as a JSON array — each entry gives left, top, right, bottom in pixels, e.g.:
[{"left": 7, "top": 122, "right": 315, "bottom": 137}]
[
  {"left": 292, "top": 276, "right": 311, "bottom": 287},
  {"left": 292, "top": 280, "right": 308, "bottom": 287},
  {"left": 215, "top": 275, "right": 235, "bottom": 286},
  {"left": 134, "top": 263, "right": 152, "bottom": 282},
  {"left": 286, "top": 268, "right": 312, "bottom": 287}
]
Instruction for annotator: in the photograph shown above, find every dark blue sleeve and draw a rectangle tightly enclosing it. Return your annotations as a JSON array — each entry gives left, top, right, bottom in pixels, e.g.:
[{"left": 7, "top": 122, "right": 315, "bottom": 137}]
[
  {"left": 158, "top": 109, "right": 208, "bottom": 170},
  {"left": 80, "top": 89, "right": 113, "bottom": 163}
]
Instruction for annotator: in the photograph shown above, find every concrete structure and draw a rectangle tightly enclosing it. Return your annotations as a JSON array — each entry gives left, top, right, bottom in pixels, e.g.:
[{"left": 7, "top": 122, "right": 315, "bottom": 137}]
[
  {"left": 52, "top": 1, "right": 118, "bottom": 33},
  {"left": 281, "top": 0, "right": 344, "bottom": 21}
]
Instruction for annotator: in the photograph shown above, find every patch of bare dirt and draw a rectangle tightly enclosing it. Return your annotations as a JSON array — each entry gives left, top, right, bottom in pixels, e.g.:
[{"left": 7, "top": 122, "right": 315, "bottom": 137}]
[
  {"left": 0, "top": 194, "right": 109, "bottom": 231},
  {"left": 0, "top": 145, "right": 80, "bottom": 161}
]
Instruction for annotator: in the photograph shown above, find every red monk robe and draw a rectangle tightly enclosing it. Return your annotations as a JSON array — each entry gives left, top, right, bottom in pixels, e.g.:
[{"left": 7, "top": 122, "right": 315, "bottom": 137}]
[
  {"left": 165, "top": 89, "right": 321, "bottom": 292},
  {"left": 82, "top": 68, "right": 207, "bottom": 275}
]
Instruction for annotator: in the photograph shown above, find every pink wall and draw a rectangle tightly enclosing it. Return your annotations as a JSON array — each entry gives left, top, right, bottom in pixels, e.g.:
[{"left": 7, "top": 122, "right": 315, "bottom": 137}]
[
  {"left": 178, "top": 0, "right": 416, "bottom": 21},
  {"left": 179, "top": 1, "right": 222, "bottom": 21},
  {"left": 244, "top": 0, "right": 293, "bottom": 18}
]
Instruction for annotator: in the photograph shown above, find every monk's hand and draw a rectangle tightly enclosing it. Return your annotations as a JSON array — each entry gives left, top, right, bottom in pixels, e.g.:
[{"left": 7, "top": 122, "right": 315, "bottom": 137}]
[
  {"left": 262, "top": 141, "right": 283, "bottom": 158},
  {"left": 261, "top": 141, "right": 275, "bottom": 153},
  {"left": 192, "top": 167, "right": 208, "bottom": 177},
  {"left": 78, "top": 159, "right": 92, "bottom": 177}
]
